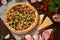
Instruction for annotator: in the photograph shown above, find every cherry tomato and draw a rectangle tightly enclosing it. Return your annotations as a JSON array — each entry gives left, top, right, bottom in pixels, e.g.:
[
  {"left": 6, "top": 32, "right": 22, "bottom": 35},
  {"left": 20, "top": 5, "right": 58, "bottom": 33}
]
[
  {"left": 16, "top": 26, "right": 22, "bottom": 30},
  {"left": 44, "top": 8, "right": 47, "bottom": 11},
  {"left": 40, "top": 5, "right": 44, "bottom": 10},
  {"left": 24, "top": 25, "right": 28, "bottom": 29},
  {"left": 40, "top": 5, "right": 48, "bottom": 11},
  {"left": 44, "top": 5, "right": 48, "bottom": 11}
]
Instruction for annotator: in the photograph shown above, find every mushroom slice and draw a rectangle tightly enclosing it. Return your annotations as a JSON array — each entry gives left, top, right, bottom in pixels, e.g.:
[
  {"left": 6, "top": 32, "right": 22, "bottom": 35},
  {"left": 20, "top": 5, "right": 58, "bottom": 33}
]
[{"left": 52, "top": 14, "right": 60, "bottom": 22}]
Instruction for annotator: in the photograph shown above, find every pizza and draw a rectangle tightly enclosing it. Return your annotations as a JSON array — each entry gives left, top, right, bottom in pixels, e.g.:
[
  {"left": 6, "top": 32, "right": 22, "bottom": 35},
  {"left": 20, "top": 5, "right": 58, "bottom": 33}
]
[{"left": 4, "top": 2, "right": 39, "bottom": 34}]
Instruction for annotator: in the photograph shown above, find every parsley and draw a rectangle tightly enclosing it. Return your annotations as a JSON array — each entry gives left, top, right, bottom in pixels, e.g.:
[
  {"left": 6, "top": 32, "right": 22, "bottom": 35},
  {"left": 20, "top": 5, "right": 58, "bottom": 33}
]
[
  {"left": 53, "top": 0, "right": 60, "bottom": 8},
  {"left": 49, "top": 0, "right": 60, "bottom": 12},
  {"left": 0, "top": 34, "right": 4, "bottom": 40}
]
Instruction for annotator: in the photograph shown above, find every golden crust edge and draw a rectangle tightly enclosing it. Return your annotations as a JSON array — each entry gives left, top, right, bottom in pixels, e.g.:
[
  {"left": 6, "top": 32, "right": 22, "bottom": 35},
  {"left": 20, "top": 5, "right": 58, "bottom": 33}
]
[{"left": 4, "top": 2, "right": 39, "bottom": 34}]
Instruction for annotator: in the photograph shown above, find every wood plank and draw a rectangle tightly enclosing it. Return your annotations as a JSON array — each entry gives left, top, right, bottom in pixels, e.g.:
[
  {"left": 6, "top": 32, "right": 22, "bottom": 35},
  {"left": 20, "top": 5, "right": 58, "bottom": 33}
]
[{"left": 0, "top": 18, "right": 16, "bottom": 40}]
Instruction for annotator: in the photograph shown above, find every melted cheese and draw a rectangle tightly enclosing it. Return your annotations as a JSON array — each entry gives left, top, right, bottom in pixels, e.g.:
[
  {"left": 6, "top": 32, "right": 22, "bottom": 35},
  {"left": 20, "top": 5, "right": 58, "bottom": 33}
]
[{"left": 38, "top": 16, "right": 53, "bottom": 31}]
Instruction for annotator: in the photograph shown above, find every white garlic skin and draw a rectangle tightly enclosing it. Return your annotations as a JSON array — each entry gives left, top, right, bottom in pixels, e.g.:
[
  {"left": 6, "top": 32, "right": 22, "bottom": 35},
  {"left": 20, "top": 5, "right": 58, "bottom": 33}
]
[
  {"left": 38, "top": 0, "right": 43, "bottom": 2},
  {"left": 1, "top": 0, "right": 7, "bottom": 5},
  {"left": 4, "top": 34, "right": 10, "bottom": 39}
]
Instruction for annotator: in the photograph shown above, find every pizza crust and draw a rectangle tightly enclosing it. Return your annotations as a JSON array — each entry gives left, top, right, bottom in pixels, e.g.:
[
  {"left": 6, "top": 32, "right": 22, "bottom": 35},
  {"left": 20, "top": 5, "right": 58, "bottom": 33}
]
[{"left": 4, "top": 2, "right": 39, "bottom": 34}]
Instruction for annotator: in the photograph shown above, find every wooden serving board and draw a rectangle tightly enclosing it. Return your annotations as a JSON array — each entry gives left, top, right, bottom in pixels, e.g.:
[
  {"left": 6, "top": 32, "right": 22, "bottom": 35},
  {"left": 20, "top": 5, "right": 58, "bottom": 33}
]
[
  {"left": 0, "top": 18, "right": 16, "bottom": 40},
  {"left": 27, "top": 0, "right": 60, "bottom": 40}
]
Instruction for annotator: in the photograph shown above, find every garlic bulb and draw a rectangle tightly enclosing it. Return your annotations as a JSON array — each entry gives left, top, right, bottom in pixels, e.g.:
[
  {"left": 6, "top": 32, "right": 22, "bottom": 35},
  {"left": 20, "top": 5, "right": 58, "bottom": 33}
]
[
  {"left": 38, "top": 0, "right": 43, "bottom": 2},
  {"left": 1, "top": 0, "right": 7, "bottom": 5}
]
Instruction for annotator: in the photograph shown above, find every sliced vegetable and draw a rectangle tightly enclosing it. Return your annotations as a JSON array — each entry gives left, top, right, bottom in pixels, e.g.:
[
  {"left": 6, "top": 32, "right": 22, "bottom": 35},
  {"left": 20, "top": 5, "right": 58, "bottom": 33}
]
[
  {"left": 24, "top": 25, "right": 28, "bottom": 29},
  {"left": 7, "top": 4, "right": 35, "bottom": 30}
]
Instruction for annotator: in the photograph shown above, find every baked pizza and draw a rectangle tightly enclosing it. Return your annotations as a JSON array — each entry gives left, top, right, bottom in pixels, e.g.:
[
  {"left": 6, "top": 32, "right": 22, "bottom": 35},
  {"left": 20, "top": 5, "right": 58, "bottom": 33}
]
[{"left": 4, "top": 2, "right": 39, "bottom": 34}]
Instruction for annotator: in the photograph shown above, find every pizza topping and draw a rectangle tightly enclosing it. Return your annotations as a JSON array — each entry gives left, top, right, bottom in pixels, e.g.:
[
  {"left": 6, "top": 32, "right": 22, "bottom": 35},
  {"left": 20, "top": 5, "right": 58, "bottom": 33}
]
[{"left": 6, "top": 4, "right": 36, "bottom": 30}]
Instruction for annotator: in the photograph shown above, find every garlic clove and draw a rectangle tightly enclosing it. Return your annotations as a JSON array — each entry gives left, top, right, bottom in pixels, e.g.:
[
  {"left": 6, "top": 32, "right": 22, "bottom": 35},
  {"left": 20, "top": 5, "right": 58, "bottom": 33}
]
[
  {"left": 1, "top": 0, "right": 7, "bottom": 5},
  {"left": 31, "top": 0, "right": 37, "bottom": 3},
  {"left": 38, "top": 0, "right": 43, "bottom": 2},
  {"left": 4, "top": 34, "right": 10, "bottom": 39}
]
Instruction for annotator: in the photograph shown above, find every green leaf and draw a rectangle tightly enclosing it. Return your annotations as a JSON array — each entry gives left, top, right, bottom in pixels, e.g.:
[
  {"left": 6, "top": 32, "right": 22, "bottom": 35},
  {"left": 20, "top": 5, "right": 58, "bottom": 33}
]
[
  {"left": 49, "top": 0, "right": 60, "bottom": 12},
  {"left": 49, "top": 1, "right": 56, "bottom": 12},
  {"left": 6, "top": 0, "right": 12, "bottom": 2},
  {"left": 0, "top": 34, "right": 4, "bottom": 40}
]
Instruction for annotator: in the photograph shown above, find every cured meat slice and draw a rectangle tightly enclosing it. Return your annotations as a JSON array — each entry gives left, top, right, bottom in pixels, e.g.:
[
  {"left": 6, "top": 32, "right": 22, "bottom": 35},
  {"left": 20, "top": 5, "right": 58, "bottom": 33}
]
[
  {"left": 42, "top": 29, "right": 54, "bottom": 40},
  {"left": 25, "top": 34, "right": 33, "bottom": 40},
  {"left": 39, "top": 34, "right": 44, "bottom": 40},
  {"left": 22, "top": 29, "right": 54, "bottom": 40},
  {"left": 33, "top": 34, "right": 39, "bottom": 40}
]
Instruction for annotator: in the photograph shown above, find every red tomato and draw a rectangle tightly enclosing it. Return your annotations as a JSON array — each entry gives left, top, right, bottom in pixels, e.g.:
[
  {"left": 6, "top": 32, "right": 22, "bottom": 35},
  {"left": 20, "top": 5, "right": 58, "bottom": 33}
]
[
  {"left": 40, "top": 5, "right": 48, "bottom": 11},
  {"left": 24, "top": 25, "right": 28, "bottom": 29},
  {"left": 16, "top": 26, "right": 22, "bottom": 30},
  {"left": 44, "top": 5, "right": 48, "bottom": 11},
  {"left": 40, "top": 5, "right": 44, "bottom": 10},
  {"left": 44, "top": 7, "right": 47, "bottom": 11},
  {"left": 44, "top": 5, "right": 48, "bottom": 8}
]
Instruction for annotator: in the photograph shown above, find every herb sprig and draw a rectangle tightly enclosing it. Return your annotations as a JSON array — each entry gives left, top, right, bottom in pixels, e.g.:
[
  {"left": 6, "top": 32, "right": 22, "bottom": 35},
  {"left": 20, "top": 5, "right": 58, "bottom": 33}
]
[
  {"left": 49, "top": 0, "right": 60, "bottom": 12},
  {"left": 0, "top": 34, "right": 4, "bottom": 40}
]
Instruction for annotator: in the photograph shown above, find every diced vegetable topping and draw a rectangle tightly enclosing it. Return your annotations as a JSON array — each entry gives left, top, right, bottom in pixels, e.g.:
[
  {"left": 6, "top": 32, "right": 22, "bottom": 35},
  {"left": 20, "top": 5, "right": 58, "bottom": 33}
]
[{"left": 6, "top": 4, "right": 36, "bottom": 30}]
